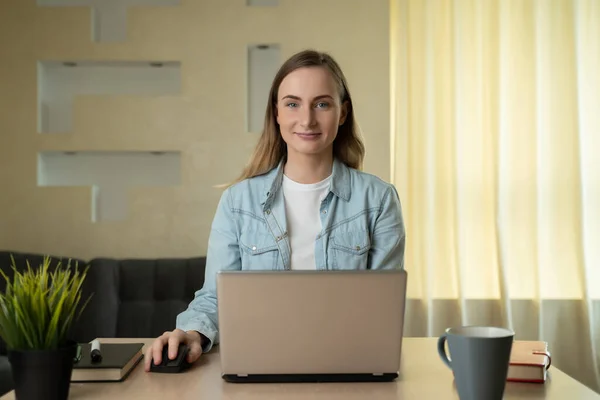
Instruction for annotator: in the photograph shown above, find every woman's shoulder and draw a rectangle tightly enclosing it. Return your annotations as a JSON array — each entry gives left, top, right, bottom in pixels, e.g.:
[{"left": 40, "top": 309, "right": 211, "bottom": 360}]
[
  {"left": 346, "top": 166, "right": 397, "bottom": 194},
  {"left": 218, "top": 170, "right": 275, "bottom": 204}
]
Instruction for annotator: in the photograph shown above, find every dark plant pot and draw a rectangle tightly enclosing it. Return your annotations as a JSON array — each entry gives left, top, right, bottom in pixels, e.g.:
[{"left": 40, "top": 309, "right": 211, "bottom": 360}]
[{"left": 7, "top": 340, "right": 77, "bottom": 400}]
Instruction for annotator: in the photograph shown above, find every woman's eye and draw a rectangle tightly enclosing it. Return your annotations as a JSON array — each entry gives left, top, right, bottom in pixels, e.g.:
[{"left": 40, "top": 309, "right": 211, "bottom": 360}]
[
  {"left": 286, "top": 102, "right": 298, "bottom": 108},
  {"left": 316, "top": 102, "right": 329, "bottom": 108}
]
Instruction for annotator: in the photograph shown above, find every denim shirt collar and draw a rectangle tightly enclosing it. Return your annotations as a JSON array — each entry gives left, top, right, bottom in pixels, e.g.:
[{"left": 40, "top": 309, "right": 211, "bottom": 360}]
[{"left": 262, "top": 157, "right": 351, "bottom": 209}]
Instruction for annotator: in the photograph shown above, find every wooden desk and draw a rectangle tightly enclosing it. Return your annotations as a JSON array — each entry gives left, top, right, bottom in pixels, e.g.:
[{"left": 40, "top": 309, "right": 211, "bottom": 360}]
[{"left": 2, "top": 337, "right": 599, "bottom": 399}]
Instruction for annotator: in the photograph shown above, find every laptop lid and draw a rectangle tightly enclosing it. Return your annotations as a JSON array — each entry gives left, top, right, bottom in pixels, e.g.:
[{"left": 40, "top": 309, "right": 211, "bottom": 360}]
[{"left": 216, "top": 269, "right": 407, "bottom": 381}]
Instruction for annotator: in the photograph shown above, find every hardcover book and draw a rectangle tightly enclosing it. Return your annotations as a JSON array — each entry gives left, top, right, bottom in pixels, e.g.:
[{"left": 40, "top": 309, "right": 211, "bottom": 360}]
[
  {"left": 72, "top": 342, "right": 144, "bottom": 382},
  {"left": 508, "top": 340, "right": 551, "bottom": 383}
]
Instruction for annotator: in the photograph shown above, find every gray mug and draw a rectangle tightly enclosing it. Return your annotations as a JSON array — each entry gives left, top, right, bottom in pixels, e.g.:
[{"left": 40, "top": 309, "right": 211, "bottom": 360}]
[{"left": 438, "top": 326, "right": 514, "bottom": 400}]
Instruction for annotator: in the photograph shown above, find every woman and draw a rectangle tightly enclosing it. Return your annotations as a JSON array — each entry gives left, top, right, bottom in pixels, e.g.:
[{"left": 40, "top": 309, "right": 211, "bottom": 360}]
[{"left": 144, "top": 49, "right": 405, "bottom": 370}]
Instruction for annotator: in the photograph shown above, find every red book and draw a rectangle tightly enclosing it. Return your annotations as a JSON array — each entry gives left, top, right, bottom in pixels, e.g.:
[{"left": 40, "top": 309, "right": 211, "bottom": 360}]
[{"left": 507, "top": 340, "right": 551, "bottom": 383}]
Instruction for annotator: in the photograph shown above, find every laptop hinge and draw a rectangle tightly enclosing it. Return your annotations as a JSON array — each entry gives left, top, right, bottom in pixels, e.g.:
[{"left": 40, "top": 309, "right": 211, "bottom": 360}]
[
  {"left": 372, "top": 373, "right": 384, "bottom": 376},
  {"left": 237, "top": 374, "right": 248, "bottom": 377}
]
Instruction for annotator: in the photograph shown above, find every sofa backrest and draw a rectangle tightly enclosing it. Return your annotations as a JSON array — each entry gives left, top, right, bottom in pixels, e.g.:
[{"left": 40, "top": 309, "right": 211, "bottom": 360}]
[
  {"left": 0, "top": 251, "right": 206, "bottom": 349},
  {"left": 76, "top": 257, "right": 206, "bottom": 341}
]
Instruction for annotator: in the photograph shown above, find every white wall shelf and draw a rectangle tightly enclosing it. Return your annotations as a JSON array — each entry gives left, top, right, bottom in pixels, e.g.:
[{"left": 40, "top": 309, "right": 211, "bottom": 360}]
[
  {"left": 38, "top": 60, "right": 181, "bottom": 133},
  {"left": 247, "top": 0, "right": 278, "bottom": 6},
  {"left": 37, "top": 151, "right": 181, "bottom": 222},
  {"left": 247, "top": 44, "right": 280, "bottom": 133},
  {"left": 37, "top": 0, "right": 180, "bottom": 42}
]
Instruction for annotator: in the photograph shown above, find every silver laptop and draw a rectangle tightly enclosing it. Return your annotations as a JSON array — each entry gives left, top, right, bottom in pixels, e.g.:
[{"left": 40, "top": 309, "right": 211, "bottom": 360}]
[{"left": 216, "top": 269, "right": 408, "bottom": 383}]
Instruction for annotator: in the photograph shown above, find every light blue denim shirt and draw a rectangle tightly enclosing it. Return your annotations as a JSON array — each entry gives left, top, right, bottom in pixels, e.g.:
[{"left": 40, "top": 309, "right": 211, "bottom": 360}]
[{"left": 176, "top": 157, "right": 405, "bottom": 352}]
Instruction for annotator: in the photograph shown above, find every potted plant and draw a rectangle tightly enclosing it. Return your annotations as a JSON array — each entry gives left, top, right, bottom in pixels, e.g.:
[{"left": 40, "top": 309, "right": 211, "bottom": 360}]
[{"left": 0, "top": 255, "right": 92, "bottom": 400}]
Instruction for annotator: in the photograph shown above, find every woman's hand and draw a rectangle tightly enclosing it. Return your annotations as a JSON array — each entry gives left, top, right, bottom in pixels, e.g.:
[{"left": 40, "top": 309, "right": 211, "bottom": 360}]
[{"left": 144, "top": 329, "right": 203, "bottom": 371}]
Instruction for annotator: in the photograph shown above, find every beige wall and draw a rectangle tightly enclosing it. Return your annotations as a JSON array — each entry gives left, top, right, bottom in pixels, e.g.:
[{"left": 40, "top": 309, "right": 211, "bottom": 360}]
[{"left": 0, "top": 0, "right": 391, "bottom": 260}]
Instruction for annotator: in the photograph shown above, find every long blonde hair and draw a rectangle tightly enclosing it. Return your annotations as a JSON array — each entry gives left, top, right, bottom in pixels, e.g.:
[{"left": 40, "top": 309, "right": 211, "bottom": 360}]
[{"left": 228, "top": 49, "right": 365, "bottom": 186}]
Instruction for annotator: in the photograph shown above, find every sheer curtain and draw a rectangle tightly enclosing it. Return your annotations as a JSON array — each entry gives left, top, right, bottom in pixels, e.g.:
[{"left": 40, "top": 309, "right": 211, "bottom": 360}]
[{"left": 390, "top": 0, "right": 599, "bottom": 392}]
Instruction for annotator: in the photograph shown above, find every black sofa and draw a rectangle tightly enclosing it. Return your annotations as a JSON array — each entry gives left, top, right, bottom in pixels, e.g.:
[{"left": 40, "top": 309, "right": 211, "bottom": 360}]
[{"left": 0, "top": 250, "right": 207, "bottom": 396}]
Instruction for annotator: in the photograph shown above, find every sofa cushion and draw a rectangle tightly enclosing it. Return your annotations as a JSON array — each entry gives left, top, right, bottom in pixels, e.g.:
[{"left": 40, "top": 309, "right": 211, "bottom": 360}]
[
  {"left": 86, "top": 257, "right": 206, "bottom": 339},
  {"left": 69, "top": 258, "right": 121, "bottom": 343}
]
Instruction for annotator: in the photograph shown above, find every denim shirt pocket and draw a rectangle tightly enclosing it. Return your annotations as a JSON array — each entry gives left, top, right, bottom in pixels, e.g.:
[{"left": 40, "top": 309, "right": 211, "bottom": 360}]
[
  {"left": 330, "top": 230, "right": 371, "bottom": 270},
  {"left": 239, "top": 232, "right": 280, "bottom": 270}
]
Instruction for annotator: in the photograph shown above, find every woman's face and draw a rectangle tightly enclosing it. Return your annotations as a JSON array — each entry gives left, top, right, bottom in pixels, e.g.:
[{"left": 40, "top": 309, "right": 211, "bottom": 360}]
[{"left": 275, "top": 66, "right": 347, "bottom": 160}]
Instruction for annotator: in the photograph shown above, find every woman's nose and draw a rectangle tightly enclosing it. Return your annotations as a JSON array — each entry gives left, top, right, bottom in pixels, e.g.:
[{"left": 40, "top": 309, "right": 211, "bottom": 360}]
[{"left": 299, "top": 107, "right": 316, "bottom": 128}]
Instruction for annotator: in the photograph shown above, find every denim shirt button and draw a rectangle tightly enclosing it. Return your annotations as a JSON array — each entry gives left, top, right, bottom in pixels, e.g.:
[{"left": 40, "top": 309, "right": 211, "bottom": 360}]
[
  {"left": 265, "top": 209, "right": 271, "bottom": 215},
  {"left": 355, "top": 246, "right": 361, "bottom": 251},
  {"left": 252, "top": 246, "right": 257, "bottom": 251},
  {"left": 321, "top": 210, "right": 327, "bottom": 214}
]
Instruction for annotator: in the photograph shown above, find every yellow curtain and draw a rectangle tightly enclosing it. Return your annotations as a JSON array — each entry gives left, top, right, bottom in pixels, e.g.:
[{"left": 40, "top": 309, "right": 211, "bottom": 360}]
[{"left": 391, "top": 0, "right": 599, "bottom": 391}]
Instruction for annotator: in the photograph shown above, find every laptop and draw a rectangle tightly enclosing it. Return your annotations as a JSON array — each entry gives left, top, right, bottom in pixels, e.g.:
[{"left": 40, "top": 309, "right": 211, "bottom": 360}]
[{"left": 216, "top": 269, "right": 408, "bottom": 383}]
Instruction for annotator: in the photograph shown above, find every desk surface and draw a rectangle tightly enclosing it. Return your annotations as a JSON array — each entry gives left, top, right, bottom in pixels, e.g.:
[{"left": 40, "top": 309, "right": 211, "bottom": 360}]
[{"left": 2, "top": 337, "right": 599, "bottom": 399}]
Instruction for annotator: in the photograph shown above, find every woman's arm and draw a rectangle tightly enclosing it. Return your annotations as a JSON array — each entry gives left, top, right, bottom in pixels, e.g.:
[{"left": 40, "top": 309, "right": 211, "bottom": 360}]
[
  {"left": 368, "top": 184, "right": 406, "bottom": 270},
  {"left": 176, "top": 188, "right": 241, "bottom": 352}
]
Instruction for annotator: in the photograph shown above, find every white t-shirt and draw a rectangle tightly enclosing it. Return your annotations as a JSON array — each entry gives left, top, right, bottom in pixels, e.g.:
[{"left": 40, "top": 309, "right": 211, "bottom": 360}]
[{"left": 282, "top": 174, "right": 332, "bottom": 270}]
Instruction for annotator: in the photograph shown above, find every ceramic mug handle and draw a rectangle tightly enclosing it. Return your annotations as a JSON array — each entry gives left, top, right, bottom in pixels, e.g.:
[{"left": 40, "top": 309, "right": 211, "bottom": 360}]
[{"left": 437, "top": 333, "right": 452, "bottom": 368}]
